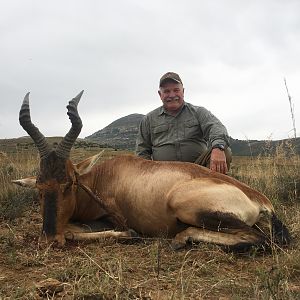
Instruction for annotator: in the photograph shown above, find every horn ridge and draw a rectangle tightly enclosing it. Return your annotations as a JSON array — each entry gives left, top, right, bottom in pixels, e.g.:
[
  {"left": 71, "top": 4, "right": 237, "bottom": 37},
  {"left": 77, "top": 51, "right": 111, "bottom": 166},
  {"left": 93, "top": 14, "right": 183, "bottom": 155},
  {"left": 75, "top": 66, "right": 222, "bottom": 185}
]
[
  {"left": 56, "top": 91, "right": 84, "bottom": 158},
  {"left": 19, "top": 93, "right": 51, "bottom": 158}
]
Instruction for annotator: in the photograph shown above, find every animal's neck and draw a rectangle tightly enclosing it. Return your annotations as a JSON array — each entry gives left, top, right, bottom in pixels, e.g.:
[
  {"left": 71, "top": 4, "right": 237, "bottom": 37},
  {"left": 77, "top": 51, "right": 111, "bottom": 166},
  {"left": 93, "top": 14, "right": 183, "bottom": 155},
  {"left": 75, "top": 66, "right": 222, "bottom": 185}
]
[{"left": 70, "top": 172, "right": 107, "bottom": 221}]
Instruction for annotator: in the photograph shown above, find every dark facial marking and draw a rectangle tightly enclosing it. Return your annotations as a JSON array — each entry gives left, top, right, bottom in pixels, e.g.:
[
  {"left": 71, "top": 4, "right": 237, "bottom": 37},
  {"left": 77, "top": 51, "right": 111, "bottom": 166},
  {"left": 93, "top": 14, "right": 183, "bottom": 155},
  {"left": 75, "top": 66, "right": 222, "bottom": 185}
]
[
  {"left": 38, "top": 151, "right": 67, "bottom": 183},
  {"left": 42, "top": 189, "right": 58, "bottom": 236}
]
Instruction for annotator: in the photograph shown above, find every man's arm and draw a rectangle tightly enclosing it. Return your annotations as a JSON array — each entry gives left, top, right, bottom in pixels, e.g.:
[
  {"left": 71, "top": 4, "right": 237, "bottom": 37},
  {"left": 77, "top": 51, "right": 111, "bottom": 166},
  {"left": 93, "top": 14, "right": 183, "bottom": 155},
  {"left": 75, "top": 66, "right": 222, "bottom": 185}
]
[
  {"left": 196, "top": 107, "right": 229, "bottom": 147},
  {"left": 196, "top": 107, "right": 230, "bottom": 173},
  {"left": 135, "top": 116, "right": 153, "bottom": 160}
]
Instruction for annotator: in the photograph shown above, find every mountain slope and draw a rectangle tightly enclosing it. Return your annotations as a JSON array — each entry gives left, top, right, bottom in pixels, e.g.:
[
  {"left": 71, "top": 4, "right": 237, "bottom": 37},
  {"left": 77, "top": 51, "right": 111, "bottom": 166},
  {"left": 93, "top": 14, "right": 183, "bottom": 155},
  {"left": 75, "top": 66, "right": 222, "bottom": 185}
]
[{"left": 85, "top": 113, "right": 144, "bottom": 149}]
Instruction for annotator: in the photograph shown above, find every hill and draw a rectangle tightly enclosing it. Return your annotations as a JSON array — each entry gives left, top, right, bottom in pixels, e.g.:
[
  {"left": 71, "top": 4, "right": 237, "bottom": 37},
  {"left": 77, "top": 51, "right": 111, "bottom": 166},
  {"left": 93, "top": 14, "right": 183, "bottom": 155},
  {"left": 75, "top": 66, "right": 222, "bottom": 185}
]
[{"left": 85, "top": 113, "right": 144, "bottom": 150}]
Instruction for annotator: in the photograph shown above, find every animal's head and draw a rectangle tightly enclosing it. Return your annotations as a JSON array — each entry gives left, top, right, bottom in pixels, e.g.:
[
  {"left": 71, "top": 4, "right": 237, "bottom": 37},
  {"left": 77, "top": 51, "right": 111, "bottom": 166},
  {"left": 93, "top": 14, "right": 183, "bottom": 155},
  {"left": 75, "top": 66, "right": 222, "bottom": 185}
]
[{"left": 18, "top": 91, "right": 83, "bottom": 245}]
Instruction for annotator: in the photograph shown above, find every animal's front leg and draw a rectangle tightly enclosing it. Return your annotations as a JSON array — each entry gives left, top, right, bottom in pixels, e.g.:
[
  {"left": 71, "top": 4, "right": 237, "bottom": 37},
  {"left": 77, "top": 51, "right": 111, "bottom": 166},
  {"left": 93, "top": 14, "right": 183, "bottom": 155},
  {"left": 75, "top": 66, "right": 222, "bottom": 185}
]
[{"left": 64, "top": 229, "right": 138, "bottom": 241}]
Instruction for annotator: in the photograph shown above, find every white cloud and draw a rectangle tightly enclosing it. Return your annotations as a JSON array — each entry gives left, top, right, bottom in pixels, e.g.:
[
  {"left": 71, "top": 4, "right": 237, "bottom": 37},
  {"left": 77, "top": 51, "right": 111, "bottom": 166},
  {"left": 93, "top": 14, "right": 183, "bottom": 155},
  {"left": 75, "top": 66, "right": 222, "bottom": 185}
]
[{"left": 0, "top": 0, "right": 299, "bottom": 140}]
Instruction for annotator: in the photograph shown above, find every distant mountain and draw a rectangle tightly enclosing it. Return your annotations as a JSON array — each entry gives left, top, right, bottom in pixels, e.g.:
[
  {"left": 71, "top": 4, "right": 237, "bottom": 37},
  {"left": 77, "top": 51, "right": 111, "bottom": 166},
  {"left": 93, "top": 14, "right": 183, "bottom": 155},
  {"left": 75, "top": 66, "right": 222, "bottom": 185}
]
[
  {"left": 229, "top": 137, "right": 300, "bottom": 156},
  {"left": 5, "top": 115, "right": 298, "bottom": 156},
  {"left": 85, "top": 114, "right": 300, "bottom": 155},
  {"left": 0, "top": 137, "right": 104, "bottom": 154},
  {"left": 85, "top": 113, "right": 144, "bottom": 150}
]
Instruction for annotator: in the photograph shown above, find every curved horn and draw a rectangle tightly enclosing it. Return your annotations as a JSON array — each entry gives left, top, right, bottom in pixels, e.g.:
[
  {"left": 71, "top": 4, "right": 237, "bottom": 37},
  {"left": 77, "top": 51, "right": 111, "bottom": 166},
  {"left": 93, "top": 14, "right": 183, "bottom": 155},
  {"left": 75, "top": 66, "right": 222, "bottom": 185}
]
[
  {"left": 19, "top": 93, "right": 51, "bottom": 158},
  {"left": 56, "top": 91, "right": 83, "bottom": 158}
]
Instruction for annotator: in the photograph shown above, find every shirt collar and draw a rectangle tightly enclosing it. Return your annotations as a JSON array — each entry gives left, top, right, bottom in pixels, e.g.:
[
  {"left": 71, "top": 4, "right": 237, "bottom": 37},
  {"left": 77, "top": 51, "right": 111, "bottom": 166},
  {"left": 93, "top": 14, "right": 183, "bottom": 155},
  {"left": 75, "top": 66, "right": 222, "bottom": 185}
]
[{"left": 159, "top": 102, "right": 186, "bottom": 116}]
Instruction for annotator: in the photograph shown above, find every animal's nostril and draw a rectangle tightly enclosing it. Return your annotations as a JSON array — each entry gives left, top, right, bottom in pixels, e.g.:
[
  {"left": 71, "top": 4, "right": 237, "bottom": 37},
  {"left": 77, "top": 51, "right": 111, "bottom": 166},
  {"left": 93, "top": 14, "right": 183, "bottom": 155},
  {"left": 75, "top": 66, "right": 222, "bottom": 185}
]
[
  {"left": 39, "top": 234, "right": 66, "bottom": 247},
  {"left": 54, "top": 234, "right": 66, "bottom": 247}
]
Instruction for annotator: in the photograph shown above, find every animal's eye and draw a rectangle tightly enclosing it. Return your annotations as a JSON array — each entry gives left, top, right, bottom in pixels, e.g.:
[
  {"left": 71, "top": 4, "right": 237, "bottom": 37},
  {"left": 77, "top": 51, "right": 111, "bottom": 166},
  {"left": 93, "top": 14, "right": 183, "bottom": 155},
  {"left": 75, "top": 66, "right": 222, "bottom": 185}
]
[
  {"left": 60, "top": 183, "right": 70, "bottom": 194},
  {"left": 38, "top": 191, "right": 44, "bottom": 202}
]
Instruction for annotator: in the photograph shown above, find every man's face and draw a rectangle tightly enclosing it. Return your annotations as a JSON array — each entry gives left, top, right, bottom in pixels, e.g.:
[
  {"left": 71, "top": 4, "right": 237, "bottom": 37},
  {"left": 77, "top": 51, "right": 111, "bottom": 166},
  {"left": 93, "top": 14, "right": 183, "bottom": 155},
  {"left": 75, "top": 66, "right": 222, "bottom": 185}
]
[{"left": 158, "top": 81, "right": 184, "bottom": 114}]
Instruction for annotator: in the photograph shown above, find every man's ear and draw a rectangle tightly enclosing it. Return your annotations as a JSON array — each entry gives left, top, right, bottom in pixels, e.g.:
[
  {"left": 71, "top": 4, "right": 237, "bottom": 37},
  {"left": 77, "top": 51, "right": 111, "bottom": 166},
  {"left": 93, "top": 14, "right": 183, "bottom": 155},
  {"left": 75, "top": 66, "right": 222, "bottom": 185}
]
[
  {"left": 12, "top": 176, "right": 37, "bottom": 188},
  {"left": 158, "top": 90, "right": 162, "bottom": 99},
  {"left": 75, "top": 150, "right": 105, "bottom": 175}
]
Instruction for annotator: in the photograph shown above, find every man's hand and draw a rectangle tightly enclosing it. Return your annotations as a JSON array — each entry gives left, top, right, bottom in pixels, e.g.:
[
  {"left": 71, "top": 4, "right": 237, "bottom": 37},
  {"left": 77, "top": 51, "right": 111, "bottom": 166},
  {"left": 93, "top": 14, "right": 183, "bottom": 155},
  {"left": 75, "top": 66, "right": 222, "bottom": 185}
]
[{"left": 210, "top": 148, "right": 228, "bottom": 174}]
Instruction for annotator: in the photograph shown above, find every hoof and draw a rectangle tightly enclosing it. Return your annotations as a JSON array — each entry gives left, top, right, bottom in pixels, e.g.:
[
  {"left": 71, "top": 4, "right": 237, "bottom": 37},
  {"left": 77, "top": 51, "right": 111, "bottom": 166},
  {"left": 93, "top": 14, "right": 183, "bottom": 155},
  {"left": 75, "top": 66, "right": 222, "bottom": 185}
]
[
  {"left": 171, "top": 240, "right": 186, "bottom": 251},
  {"left": 128, "top": 229, "right": 139, "bottom": 238},
  {"left": 64, "top": 231, "right": 74, "bottom": 240}
]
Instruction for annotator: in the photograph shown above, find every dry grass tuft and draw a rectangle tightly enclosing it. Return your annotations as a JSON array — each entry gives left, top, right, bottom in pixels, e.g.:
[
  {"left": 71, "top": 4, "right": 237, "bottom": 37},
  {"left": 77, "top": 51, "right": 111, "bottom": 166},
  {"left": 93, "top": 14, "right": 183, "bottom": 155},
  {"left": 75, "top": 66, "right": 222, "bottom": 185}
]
[
  {"left": 231, "top": 140, "right": 299, "bottom": 205},
  {"left": 0, "top": 145, "right": 299, "bottom": 299}
]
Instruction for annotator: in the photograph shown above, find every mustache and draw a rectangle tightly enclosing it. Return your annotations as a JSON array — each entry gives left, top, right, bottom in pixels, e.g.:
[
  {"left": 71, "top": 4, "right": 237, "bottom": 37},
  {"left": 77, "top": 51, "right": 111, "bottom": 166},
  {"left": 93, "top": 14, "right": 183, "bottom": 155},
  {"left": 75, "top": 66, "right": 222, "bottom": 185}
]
[{"left": 166, "top": 96, "right": 180, "bottom": 101}]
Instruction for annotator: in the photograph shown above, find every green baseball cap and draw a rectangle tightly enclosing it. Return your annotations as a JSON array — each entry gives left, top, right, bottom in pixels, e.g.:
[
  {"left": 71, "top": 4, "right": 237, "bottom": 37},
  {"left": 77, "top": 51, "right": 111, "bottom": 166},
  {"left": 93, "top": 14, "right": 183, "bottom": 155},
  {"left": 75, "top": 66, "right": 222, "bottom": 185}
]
[{"left": 159, "top": 72, "right": 183, "bottom": 87}]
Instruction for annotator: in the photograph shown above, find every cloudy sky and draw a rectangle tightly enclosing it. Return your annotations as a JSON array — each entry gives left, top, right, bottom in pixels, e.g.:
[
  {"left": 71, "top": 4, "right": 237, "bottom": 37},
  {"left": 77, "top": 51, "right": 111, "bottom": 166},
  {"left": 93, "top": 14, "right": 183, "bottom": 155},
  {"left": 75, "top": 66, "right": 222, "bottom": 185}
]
[{"left": 1, "top": 0, "right": 299, "bottom": 141}]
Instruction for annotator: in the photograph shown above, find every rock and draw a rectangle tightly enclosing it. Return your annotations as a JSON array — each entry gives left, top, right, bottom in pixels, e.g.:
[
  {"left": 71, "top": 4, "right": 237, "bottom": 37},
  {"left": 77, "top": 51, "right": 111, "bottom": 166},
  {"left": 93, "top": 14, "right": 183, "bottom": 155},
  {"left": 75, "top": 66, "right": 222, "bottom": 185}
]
[{"left": 35, "top": 278, "right": 64, "bottom": 297}]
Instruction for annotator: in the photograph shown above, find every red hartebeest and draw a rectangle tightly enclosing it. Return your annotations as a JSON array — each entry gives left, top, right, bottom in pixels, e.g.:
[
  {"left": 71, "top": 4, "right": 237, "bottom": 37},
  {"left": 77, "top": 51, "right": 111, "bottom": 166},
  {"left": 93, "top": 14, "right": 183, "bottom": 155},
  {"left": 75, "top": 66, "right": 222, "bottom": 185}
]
[{"left": 13, "top": 91, "right": 291, "bottom": 250}]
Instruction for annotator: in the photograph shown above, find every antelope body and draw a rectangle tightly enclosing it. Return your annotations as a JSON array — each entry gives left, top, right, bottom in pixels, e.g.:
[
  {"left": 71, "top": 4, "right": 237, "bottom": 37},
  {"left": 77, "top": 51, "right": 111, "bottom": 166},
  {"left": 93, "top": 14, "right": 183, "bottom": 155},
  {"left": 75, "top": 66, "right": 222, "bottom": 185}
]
[{"left": 14, "top": 92, "right": 291, "bottom": 250}]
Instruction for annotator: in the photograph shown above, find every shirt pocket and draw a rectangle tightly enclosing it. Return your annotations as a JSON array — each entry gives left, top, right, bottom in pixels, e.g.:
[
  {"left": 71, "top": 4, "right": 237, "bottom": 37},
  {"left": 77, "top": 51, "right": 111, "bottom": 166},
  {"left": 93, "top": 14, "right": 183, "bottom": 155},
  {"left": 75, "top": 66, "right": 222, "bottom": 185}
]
[
  {"left": 152, "top": 124, "right": 169, "bottom": 146},
  {"left": 184, "top": 119, "right": 200, "bottom": 138}
]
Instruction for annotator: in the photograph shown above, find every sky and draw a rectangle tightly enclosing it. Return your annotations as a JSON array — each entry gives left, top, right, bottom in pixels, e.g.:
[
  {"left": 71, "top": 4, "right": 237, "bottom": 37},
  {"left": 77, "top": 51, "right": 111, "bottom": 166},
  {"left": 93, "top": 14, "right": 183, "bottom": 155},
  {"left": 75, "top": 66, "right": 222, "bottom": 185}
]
[{"left": 1, "top": 0, "right": 299, "bottom": 141}]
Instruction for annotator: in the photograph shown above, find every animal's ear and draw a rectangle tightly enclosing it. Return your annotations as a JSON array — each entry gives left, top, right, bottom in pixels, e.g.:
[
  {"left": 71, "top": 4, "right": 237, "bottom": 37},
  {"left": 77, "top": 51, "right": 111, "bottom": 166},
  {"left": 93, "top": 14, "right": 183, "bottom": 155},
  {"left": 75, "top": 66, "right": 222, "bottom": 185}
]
[
  {"left": 75, "top": 150, "right": 105, "bottom": 175},
  {"left": 12, "top": 176, "right": 37, "bottom": 188},
  {"left": 66, "top": 160, "right": 78, "bottom": 182}
]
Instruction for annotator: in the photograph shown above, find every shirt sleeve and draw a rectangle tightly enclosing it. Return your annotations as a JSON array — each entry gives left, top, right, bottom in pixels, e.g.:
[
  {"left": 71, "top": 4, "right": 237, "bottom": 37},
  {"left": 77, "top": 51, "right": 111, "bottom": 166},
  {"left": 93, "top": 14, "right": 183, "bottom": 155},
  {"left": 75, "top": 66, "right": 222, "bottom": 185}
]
[
  {"left": 135, "top": 116, "right": 153, "bottom": 159},
  {"left": 196, "top": 106, "right": 230, "bottom": 147}
]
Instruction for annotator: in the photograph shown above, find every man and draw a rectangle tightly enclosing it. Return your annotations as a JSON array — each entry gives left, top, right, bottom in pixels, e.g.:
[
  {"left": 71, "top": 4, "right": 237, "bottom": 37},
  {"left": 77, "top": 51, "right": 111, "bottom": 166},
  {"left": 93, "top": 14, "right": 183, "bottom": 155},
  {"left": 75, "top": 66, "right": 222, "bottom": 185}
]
[{"left": 135, "top": 72, "right": 231, "bottom": 174}]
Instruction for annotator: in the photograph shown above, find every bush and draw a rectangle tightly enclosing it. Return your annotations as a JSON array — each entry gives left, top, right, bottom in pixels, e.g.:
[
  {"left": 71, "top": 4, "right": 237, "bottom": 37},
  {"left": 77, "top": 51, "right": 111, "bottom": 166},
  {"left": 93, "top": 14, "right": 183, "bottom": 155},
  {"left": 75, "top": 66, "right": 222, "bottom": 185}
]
[{"left": 0, "top": 188, "right": 38, "bottom": 221}]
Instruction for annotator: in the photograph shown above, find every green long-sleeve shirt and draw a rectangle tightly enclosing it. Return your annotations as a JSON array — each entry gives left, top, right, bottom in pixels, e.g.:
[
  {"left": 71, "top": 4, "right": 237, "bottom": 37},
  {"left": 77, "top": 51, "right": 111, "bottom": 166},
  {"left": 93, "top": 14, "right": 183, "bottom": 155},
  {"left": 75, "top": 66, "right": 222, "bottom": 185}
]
[{"left": 135, "top": 102, "right": 230, "bottom": 162}]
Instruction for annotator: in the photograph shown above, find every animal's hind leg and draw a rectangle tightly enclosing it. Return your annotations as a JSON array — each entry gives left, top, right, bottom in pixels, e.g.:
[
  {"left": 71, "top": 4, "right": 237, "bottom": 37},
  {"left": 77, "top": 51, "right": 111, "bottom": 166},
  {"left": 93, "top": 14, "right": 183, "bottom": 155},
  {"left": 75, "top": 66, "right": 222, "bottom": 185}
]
[
  {"left": 172, "top": 226, "right": 266, "bottom": 251},
  {"left": 171, "top": 209, "right": 267, "bottom": 250}
]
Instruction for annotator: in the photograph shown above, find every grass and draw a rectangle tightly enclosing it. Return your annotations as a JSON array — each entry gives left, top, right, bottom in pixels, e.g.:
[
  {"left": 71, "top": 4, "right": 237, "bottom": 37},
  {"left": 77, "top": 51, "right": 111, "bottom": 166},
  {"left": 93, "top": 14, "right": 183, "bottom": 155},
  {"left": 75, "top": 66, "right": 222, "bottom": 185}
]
[
  {"left": 0, "top": 143, "right": 299, "bottom": 299},
  {"left": 230, "top": 140, "right": 299, "bottom": 202}
]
